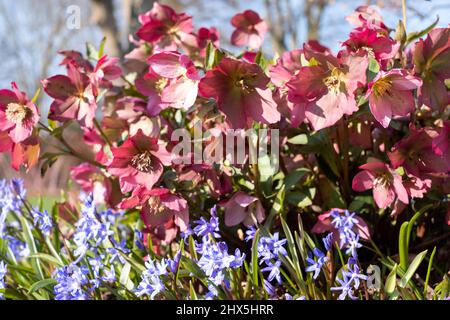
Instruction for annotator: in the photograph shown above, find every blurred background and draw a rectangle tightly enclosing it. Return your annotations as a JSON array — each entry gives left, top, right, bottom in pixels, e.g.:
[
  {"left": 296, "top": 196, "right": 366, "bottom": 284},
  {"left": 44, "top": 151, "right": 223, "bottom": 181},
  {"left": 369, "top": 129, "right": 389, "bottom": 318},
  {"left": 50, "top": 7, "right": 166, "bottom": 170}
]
[{"left": 0, "top": 0, "right": 449, "bottom": 197}]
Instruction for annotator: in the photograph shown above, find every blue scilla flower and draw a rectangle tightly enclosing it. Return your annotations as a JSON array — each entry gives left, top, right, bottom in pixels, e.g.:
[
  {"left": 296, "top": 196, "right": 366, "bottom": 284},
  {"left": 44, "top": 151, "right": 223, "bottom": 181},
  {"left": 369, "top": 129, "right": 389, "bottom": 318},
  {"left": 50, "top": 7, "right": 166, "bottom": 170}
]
[
  {"left": 331, "top": 258, "right": 367, "bottom": 300},
  {"left": 73, "top": 194, "right": 114, "bottom": 261},
  {"left": 245, "top": 226, "right": 257, "bottom": 242},
  {"left": 343, "top": 258, "right": 367, "bottom": 290},
  {"left": 261, "top": 259, "right": 282, "bottom": 284},
  {"left": 31, "top": 208, "right": 53, "bottom": 235},
  {"left": 322, "top": 232, "right": 334, "bottom": 251},
  {"left": 305, "top": 248, "right": 328, "bottom": 280},
  {"left": 196, "top": 238, "right": 245, "bottom": 287},
  {"left": 135, "top": 259, "right": 167, "bottom": 299},
  {"left": 0, "top": 179, "right": 23, "bottom": 213},
  {"left": 345, "top": 235, "right": 363, "bottom": 258},
  {"left": 167, "top": 250, "right": 182, "bottom": 273},
  {"left": 257, "top": 232, "right": 287, "bottom": 263},
  {"left": 6, "top": 236, "right": 29, "bottom": 261},
  {"left": 0, "top": 260, "right": 6, "bottom": 300},
  {"left": 193, "top": 206, "right": 220, "bottom": 240},
  {"left": 53, "top": 263, "right": 90, "bottom": 300},
  {"left": 331, "top": 272, "right": 357, "bottom": 300}
]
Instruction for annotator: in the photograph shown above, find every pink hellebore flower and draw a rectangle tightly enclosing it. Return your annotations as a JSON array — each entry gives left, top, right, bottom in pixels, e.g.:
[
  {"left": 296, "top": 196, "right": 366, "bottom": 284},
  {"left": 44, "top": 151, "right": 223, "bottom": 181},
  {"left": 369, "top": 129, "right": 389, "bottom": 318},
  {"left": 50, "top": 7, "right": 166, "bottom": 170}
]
[
  {"left": 0, "top": 82, "right": 39, "bottom": 143},
  {"left": 107, "top": 129, "right": 173, "bottom": 193},
  {"left": 312, "top": 208, "right": 371, "bottom": 242},
  {"left": 343, "top": 26, "right": 399, "bottom": 67},
  {"left": 346, "top": 6, "right": 385, "bottom": 29},
  {"left": 413, "top": 27, "right": 450, "bottom": 111},
  {"left": 42, "top": 63, "right": 97, "bottom": 128},
  {"left": 71, "top": 163, "right": 122, "bottom": 207},
  {"left": 119, "top": 187, "right": 189, "bottom": 232},
  {"left": 91, "top": 55, "right": 122, "bottom": 90},
  {"left": 196, "top": 27, "right": 220, "bottom": 57},
  {"left": 136, "top": 2, "right": 194, "bottom": 51},
  {"left": 221, "top": 192, "right": 265, "bottom": 227},
  {"left": 286, "top": 48, "right": 368, "bottom": 131},
  {"left": 366, "top": 69, "right": 422, "bottom": 128},
  {"left": 147, "top": 51, "right": 200, "bottom": 110},
  {"left": 352, "top": 160, "right": 409, "bottom": 209},
  {"left": 199, "top": 57, "right": 280, "bottom": 128},
  {"left": 230, "top": 10, "right": 268, "bottom": 50},
  {"left": 388, "top": 125, "right": 450, "bottom": 177}
]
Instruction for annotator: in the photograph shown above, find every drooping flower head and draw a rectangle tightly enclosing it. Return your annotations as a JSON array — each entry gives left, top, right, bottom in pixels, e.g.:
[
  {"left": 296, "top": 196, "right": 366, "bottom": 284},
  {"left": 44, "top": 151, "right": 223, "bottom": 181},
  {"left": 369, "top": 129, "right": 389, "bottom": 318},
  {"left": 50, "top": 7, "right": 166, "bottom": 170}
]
[
  {"left": 108, "top": 129, "right": 172, "bottom": 192},
  {"left": 413, "top": 27, "right": 450, "bottom": 111},
  {"left": 230, "top": 10, "right": 268, "bottom": 50},
  {"left": 119, "top": 187, "right": 189, "bottom": 237},
  {"left": 388, "top": 125, "right": 450, "bottom": 177},
  {"left": 136, "top": 2, "right": 194, "bottom": 51},
  {"left": 352, "top": 159, "right": 408, "bottom": 209},
  {"left": 199, "top": 57, "right": 280, "bottom": 128},
  {"left": 366, "top": 69, "right": 421, "bottom": 128},
  {"left": 0, "top": 82, "right": 39, "bottom": 143},
  {"left": 221, "top": 191, "right": 265, "bottom": 227}
]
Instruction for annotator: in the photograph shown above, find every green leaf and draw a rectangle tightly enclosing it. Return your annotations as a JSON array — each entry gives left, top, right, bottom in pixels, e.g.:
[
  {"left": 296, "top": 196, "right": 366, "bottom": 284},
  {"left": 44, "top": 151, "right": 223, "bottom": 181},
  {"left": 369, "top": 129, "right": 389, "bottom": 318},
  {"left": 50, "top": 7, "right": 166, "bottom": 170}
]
[
  {"left": 119, "top": 263, "right": 134, "bottom": 290},
  {"left": 28, "top": 278, "right": 57, "bottom": 294},
  {"left": 406, "top": 16, "right": 439, "bottom": 45},
  {"left": 280, "top": 217, "right": 303, "bottom": 283},
  {"left": 398, "top": 221, "right": 409, "bottom": 271},
  {"left": 385, "top": 264, "right": 398, "bottom": 296},
  {"left": 285, "top": 188, "right": 315, "bottom": 208},
  {"left": 251, "top": 229, "right": 261, "bottom": 289},
  {"left": 98, "top": 37, "right": 107, "bottom": 58},
  {"left": 423, "top": 247, "right": 436, "bottom": 298},
  {"left": 368, "top": 57, "right": 380, "bottom": 74},
  {"left": 189, "top": 281, "right": 198, "bottom": 300},
  {"left": 284, "top": 168, "right": 310, "bottom": 190},
  {"left": 20, "top": 216, "right": 45, "bottom": 281},
  {"left": 400, "top": 250, "right": 428, "bottom": 288},
  {"left": 287, "top": 134, "right": 308, "bottom": 145},
  {"left": 28, "top": 253, "right": 64, "bottom": 267}
]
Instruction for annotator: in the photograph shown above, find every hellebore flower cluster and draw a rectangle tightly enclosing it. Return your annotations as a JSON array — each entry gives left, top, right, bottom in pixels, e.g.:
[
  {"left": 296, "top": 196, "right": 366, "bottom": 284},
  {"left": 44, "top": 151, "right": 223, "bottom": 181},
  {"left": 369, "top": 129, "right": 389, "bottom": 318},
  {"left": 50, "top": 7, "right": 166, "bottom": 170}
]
[{"left": 0, "top": 1, "right": 449, "bottom": 301}]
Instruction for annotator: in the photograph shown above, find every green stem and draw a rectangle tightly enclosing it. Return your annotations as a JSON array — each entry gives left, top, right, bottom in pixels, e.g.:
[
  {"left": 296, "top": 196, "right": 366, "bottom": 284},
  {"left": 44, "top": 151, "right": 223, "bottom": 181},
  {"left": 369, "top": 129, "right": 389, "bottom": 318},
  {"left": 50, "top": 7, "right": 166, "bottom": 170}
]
[{"left": 402, "top": 0, "right": 407, "bottom": 31}]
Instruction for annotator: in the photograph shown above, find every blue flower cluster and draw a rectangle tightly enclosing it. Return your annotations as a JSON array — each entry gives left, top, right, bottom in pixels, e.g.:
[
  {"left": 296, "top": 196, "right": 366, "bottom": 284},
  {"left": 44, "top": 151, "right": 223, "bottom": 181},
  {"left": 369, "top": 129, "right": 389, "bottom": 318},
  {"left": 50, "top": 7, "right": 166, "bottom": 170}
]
[
  {"left": 331, "top": 258, "right": 368, "bottom": 300},
  {"left": 256, "top": 232, "right": 287, "bottom": 285},
  {"left": 31, "top": 208, "right": 53, "bottom": 235},
  {"left": 327, "top": 210, "right": 367, "bottom": 300},
  {"left": 192, "top": 206, "right": 245, "bottom": 299},
  {"left": 0, "top": 260, "right": 6, "bottom": 300},
  {"left": 135, "top": 259, "right": 168, "bottom": 299},
  {"left": 330, "top": 209, "right": 362, "bottom": 258},
  {"left": 53, "top": 194, "right": 123, "bottom": 300},
  {"left": 53, "top": 263, "right": 90, "bottom": 300},
  {"left": 73, "top": 194, "right": 115, "bottom": 261},
  {"left": 0, "top": 179, "right": 30, "bottom": 262},
  {"left": 0, "top": 179, "right": 25, "bottom": 237}
]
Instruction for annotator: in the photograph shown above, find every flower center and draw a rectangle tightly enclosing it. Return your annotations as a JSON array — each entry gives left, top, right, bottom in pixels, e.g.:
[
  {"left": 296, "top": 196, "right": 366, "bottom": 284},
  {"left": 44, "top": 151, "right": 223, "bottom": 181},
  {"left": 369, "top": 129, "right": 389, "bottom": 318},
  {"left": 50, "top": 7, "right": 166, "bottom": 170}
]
[
  {"left": 155, "top": 78, "right": 168, "bottom": 94},
  {"left": 6, "top": 103, "right": 29, "bottom": 124},
  {"left": 130, "top": 151, "right": 153, "bottom": 172},
  {"left": 373, "top": 173, "right": 392, "bottom": 188},
  {"left": 323, "top": 68, "right": 344, "bottom": 94},
  {"left": 372, "top": 77, "right": 392, "bottom": 97},
  {"left": 361, "top": 46, "right": 375, "bottom": 59}
]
